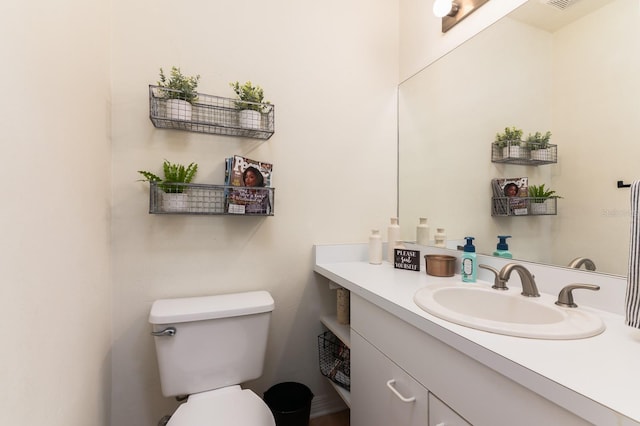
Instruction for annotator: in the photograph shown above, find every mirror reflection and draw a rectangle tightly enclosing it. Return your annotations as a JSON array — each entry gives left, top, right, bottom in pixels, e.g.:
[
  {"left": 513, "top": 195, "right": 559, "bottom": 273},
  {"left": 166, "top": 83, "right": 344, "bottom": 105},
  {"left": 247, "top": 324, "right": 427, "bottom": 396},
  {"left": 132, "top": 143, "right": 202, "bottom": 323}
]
[{"left": 398, "top": 0, "right": 639, "bottom": 276}]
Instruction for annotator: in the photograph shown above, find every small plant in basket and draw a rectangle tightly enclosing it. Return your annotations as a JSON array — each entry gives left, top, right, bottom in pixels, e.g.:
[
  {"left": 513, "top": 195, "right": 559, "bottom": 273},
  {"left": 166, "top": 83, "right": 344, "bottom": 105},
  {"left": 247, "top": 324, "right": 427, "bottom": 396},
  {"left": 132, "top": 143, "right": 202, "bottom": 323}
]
[
  {"left": 138, "top": 160, "right": 198, "bottom": 212},
  {"left": 495, "top": 126, "right": 527, "bottom": 159},
  {"left": 526, "top": 131, "right": 552, "bottom": 149},
  {"left": 494, "top": 126, "right": 523, "bottom": 149},
  {"left": 230, "top": 81, "right": 271, "bottom": 130},
  {"left": 528, "top": 183, "right": 561, "bottom": 214},
  {"left": 157, "top": 67, "right": 201, "bottom": 121},
  {"left": 527, "top": 131, "right": 554, "bottom": 162},
  {"left": 138, "top": 160, "right": 198, "bottom": 193},
  {"left": 229, "top": 81, "right": 270, "bottom": 112},
  {"left": 158, "top": 67, "right": 200, "bottom": 103}
]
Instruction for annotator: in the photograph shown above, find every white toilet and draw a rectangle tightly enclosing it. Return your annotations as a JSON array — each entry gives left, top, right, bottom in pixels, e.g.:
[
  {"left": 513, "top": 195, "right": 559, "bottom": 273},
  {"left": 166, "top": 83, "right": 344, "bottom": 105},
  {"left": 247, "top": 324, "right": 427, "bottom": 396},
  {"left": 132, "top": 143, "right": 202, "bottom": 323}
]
[{"left": 149, "top": 290, "right": 276, "bottom": 426}]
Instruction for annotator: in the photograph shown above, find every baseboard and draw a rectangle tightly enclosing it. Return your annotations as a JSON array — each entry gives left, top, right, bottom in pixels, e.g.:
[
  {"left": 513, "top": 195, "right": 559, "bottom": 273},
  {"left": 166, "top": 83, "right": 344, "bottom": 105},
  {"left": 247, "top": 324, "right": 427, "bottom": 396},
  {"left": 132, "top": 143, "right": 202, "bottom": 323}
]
[{"left": 310, "top": 391, "right": 348, "bottom": 418}]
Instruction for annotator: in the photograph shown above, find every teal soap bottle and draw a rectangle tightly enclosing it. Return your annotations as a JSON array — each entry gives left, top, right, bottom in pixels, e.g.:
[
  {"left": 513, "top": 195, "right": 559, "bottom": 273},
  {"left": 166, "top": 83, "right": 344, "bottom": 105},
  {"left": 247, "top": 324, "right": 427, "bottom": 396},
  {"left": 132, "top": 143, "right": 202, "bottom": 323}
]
[
  {"left": 461, "top": 237, "right": 477, "bottom": 283},
  {"left": 493, "top": 235, "right": 513, "bottom": 259}
]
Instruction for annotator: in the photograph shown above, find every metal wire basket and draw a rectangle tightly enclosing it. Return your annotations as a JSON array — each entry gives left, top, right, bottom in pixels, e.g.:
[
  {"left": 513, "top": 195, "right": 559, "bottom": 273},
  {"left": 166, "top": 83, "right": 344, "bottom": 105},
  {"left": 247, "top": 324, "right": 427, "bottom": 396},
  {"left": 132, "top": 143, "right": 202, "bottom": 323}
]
[
  {"left": 317, "top": 331, "right": 350, "bottom": 391},
  {"left": 149, "top": 181, "right": 274, "bottom": 216},
  {"left": 491, "top": 197, "right": 558, "bottom": 216},
  {"left": 149, "top": 85, "right": 275, "bottom": 140}
]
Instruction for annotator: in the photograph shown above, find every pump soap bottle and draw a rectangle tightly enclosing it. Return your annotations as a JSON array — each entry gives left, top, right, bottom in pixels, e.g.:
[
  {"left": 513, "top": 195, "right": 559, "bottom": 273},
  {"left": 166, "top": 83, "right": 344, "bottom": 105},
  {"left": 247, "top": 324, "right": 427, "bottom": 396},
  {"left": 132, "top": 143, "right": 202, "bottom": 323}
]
[
  {"left": 493, "top": 235, "right": 512, "bottom": 259},
  {"left": 461, "top": 237, "right": 477, "bottom": 283}
]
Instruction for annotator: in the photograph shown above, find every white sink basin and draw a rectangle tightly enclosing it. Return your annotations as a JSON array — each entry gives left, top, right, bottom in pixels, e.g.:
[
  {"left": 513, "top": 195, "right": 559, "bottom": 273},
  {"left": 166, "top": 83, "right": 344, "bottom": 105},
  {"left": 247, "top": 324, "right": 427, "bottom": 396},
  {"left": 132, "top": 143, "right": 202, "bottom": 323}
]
[{"left": 414, "top": 282, "right": 605, "bottom": 339}]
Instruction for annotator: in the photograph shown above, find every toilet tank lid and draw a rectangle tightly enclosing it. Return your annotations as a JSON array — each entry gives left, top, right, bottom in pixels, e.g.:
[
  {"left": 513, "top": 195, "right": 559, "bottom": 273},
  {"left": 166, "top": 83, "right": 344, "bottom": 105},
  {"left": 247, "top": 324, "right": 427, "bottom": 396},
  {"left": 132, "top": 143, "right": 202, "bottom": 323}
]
[{"left": 149, "top": 291, "right": 274, "bottom": 324}]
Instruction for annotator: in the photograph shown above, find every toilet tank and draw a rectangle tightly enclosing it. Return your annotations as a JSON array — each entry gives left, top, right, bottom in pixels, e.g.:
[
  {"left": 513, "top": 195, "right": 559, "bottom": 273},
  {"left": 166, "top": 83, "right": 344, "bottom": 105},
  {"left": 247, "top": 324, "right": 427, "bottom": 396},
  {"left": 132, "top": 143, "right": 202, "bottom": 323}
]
[{"left": 149, "top": 291, "right": 274, "bottom": 397}]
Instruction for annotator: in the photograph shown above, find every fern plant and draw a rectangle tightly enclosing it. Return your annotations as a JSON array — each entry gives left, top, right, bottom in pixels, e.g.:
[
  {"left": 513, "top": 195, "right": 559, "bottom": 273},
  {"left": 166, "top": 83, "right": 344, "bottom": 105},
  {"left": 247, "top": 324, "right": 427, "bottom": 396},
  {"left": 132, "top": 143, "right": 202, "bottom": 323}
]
[
  {"left": 138, "top": 160, "right": 198, "bottom": 193},
  {"left": 158, "top": 67, "right": 201, "bottom": 104},
  {"left": 528, "top": 184, "right": 561, "bottom": 203},
  {"left": 230, "top": 81, "right": 270, "bottom": 112}
]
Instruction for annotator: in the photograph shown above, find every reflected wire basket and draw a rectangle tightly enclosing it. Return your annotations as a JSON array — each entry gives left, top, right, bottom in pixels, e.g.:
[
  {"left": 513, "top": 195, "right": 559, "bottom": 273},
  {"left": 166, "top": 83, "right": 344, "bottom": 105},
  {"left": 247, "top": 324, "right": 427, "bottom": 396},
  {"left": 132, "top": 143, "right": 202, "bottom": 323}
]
[{"left": 317, "top": 331, "right": 350, "bottom": 391}]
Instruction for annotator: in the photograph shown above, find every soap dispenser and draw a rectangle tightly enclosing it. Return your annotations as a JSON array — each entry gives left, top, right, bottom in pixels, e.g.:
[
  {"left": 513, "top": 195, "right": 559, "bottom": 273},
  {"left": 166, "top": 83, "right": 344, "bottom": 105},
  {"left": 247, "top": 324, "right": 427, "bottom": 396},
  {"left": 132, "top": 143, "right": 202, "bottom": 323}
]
[
  {"left": 493, "top": 235, "right": 513, "bottom": 259},
  {"left": 461, "top": 237, "right": 477, "bottom": 283}
]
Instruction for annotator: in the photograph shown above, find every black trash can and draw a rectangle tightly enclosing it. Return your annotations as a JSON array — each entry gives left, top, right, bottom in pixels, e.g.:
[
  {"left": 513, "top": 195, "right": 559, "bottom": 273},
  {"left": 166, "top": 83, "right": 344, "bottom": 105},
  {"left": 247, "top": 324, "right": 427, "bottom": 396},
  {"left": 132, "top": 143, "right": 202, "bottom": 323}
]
[{"left": 264, "top": 382, "right": 314, "bottom": 426}]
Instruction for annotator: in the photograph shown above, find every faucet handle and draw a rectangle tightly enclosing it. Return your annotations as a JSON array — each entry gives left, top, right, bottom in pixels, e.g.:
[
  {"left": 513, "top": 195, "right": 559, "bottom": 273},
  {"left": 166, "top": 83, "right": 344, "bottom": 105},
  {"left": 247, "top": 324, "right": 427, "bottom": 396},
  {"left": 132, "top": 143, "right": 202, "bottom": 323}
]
[
  {"left": 479, "top": 264, "right": 508, "bottom": 290},
  {"left": 555, "top": 283, "right": 600, "bottom": 308}
]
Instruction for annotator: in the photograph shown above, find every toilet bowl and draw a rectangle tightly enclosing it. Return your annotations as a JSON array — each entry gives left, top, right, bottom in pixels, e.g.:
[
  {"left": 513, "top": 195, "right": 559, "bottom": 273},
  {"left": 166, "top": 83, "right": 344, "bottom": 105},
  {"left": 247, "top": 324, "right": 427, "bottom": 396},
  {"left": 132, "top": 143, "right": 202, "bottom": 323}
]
[
  {"left": 149, "top": 291, "right": 276, "bottom": 426},
  {"left": 166, "top": 386, "right": 275, "bottom": 426}
]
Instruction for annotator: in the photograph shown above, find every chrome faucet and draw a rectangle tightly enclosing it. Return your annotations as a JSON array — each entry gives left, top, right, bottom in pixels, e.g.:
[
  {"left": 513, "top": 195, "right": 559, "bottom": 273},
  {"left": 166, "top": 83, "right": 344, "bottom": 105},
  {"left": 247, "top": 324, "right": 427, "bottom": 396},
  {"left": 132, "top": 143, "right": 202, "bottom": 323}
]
[
  {"left": 498, "top": 263, "right": 540, "bottom": 297},
  {"left": 568, "top": 257, "right": 597, "bottom": 271}
]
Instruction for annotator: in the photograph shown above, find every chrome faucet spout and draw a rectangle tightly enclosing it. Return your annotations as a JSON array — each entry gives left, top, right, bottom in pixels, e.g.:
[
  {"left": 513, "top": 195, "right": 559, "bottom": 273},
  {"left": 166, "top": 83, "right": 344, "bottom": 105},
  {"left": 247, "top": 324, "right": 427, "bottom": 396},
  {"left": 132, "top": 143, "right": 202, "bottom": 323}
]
[
  {"left": 498, "top": 263, "right": 540, "bottom": 297},
  {"left": 568, "top": 257, "right": 597, "bottom": 271}
]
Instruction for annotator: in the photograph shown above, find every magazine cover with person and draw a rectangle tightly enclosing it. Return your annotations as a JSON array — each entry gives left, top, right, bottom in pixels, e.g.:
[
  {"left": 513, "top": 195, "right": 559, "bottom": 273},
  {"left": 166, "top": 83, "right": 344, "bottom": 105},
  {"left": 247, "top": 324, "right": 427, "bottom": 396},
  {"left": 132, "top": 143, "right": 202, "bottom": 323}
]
[
  {"left": 225, "top": 155, "right": 273, "bottom": 214},
  {"left": 493, "top": 177, "right": 528, "bottom": 215}
]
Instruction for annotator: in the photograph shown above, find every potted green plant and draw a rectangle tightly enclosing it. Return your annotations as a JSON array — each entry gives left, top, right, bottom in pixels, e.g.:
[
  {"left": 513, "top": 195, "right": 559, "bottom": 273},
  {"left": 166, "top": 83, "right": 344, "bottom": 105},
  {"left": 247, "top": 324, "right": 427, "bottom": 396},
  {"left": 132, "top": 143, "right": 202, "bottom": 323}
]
[
  {"left": 158, "top": 67, "right": 201, "bottom": 121},
  {"left": 230, "top": 81, "right": 270, "bottom": 130},
  {"left": 527, "top": 131, "right": 553, "bottom": 161},
  {"left": 138, "top": 160, "right": 198, "bottom": 212},
  {"left": 494, "top": 126, "right": 526, "bottom": 159},
  {"left": 528, "top": 183, "right": 561, "bottom": 214}
]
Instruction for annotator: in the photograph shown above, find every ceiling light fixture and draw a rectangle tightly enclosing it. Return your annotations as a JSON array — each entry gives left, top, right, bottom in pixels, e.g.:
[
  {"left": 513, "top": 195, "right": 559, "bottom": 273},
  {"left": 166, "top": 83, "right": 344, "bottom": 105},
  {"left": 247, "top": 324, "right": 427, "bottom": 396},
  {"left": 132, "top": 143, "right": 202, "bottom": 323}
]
[
  {"left": 433, "top": 0, "right": 459, "bottom": 18},
  {"left": 434, "top": 0, "right": 490, "bottom": 33}
]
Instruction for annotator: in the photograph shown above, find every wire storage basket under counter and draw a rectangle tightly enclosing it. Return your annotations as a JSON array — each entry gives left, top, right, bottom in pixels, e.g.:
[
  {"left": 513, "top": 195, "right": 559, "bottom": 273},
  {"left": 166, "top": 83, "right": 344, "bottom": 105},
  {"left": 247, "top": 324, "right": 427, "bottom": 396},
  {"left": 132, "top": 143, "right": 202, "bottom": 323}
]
[
  {"left": 318, "top": 331, "right": 350, "bottom": 391},
  {"left": 148, "top": 85, "right": 275, "bottom": 140},
  {"left": 148, "top": 181, "right": 274, "bottom": 216}
]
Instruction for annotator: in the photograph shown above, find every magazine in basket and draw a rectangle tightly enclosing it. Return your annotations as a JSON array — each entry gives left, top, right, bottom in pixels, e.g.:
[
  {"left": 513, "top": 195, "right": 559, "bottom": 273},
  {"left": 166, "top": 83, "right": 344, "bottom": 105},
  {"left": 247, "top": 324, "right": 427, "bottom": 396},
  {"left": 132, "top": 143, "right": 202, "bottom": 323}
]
[
  {"left": 225, "top": 155, "right": 273, "bottom": 214},
  {"left": 493, "top": 177, "right": 528, "bottom": 215}
]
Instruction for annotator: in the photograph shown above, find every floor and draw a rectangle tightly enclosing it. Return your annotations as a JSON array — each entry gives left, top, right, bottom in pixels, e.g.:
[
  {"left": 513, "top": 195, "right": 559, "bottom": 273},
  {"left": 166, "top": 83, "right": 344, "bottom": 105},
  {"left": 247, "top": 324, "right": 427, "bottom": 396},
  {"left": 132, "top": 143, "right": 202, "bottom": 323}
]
[{"left": 309, "top": 409, "right": 350, "bottom": 426}]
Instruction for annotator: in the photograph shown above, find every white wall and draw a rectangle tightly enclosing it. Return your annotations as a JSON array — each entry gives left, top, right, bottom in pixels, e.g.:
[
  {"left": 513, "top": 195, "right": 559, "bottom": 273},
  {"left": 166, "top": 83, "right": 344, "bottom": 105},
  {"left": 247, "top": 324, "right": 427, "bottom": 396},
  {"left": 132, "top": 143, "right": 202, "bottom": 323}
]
[
  {"left": 110, "top": 0, "right": 398, "bottom": 424},
  {"left": 0, "top": 0, "right": 112, "bottom": 424},
  {"left": 551, "top": 0, "right": 640, "bottom": 274}
]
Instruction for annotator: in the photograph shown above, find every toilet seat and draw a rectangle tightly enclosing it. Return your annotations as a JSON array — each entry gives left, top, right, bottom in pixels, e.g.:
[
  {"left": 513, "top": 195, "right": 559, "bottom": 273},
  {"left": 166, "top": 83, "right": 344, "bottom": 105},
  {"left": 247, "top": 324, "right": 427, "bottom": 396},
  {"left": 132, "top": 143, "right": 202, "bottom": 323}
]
[{"left": 167, "top": 386, "right": 275, "bottom": 426}]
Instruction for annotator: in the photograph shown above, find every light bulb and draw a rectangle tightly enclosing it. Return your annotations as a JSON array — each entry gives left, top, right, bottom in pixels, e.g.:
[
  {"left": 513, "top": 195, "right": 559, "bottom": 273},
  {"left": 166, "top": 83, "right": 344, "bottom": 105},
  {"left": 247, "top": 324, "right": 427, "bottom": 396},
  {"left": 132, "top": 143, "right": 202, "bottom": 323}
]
[{"left": 433, "top": 0, "right": 456, "bottom": 18}]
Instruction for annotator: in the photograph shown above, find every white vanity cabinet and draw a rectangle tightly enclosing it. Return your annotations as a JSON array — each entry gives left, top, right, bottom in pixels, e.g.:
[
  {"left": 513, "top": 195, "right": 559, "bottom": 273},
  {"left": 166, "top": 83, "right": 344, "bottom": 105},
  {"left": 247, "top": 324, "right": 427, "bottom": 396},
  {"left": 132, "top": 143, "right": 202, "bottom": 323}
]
[{"left": 350, "top": 293, "right": 588, "bottom": 426}]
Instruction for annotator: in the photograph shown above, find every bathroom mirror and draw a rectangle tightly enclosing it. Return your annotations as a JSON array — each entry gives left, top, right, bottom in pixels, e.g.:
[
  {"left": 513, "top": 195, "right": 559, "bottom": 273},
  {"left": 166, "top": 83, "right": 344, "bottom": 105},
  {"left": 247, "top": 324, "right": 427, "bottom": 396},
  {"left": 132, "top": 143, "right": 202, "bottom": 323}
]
[{"left": 398, "top": 0, "right": 639, "bottom": 276}]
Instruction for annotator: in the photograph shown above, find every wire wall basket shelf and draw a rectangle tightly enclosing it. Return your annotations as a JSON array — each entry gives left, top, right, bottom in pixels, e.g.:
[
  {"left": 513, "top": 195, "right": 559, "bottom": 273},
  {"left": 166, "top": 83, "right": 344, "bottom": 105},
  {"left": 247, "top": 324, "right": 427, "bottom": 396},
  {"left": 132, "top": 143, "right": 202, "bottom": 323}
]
[
  {"left": 492, "top": 197, "right": 558, "bottom": 217},
  {"left": 491, "top": 141, "right": 557, "bottom": 165},
  {"left": 318, "top": 331, "right": 350, "bottom": 391},
  {"left": 148, "top": 85, "right": 275, "bottom": 140},
  {"left": 148, "top": 181, "right": 274, "bottom": 216}
]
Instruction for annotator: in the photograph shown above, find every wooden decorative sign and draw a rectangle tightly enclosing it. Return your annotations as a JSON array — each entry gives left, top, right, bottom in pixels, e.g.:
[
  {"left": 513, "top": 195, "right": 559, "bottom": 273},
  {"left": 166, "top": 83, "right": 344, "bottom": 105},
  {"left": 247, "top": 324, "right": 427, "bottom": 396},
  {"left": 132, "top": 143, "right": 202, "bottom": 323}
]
[{"left": 394, "top": 249, "right": 420, "bottom": 271}]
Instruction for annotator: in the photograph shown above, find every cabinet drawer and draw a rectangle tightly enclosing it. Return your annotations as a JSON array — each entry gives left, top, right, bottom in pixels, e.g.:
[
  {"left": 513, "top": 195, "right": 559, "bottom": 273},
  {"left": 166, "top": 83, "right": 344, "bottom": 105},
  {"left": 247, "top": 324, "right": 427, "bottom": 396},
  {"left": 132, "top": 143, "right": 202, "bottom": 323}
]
[
  {"left": 351, "top": 330, "right": 429, "bottom": 426},
  {"left": 429, "top": 393, "right": 470, "bottom": 426}
]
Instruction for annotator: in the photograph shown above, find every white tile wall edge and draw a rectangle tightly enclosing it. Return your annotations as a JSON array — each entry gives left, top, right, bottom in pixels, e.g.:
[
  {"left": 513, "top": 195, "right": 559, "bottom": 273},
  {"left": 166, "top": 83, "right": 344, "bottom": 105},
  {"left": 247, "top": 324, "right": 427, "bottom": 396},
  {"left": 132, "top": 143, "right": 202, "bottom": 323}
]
[{"left": 313, "top": 243, "right": 640, "bottom": 426}]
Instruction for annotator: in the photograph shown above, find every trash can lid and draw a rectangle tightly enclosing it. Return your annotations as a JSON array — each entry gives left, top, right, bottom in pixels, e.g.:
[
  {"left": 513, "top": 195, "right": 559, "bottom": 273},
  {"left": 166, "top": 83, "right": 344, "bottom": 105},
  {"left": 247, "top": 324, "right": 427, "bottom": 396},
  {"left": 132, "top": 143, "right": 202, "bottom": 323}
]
[{"left": 168, "top": 387, "right": 275, "bottom": 426}]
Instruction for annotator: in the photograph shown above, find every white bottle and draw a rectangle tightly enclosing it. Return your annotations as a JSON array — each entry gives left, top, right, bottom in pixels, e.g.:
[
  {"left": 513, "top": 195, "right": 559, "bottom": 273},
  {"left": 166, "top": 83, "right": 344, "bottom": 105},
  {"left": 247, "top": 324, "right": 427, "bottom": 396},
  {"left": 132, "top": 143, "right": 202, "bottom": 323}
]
[
  {"left": 434, "top": 227, "right": 446, "bottom": 247},
  {"left": 369, "top": 229, "right": 382, "bottom": 265},
  {"left": 416, "top": 217, "right": 430, "bottom": 245},
  {"left": 387, "top": 218, "right": 401, "bottom": 262}
]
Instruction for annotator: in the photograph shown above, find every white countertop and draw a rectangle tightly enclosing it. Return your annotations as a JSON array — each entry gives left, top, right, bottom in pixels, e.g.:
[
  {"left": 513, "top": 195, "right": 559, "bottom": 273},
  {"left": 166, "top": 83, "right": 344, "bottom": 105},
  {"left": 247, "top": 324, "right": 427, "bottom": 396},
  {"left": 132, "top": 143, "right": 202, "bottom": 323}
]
[{"left": 314, "top": 244, "right": 640, "bottom": 426}]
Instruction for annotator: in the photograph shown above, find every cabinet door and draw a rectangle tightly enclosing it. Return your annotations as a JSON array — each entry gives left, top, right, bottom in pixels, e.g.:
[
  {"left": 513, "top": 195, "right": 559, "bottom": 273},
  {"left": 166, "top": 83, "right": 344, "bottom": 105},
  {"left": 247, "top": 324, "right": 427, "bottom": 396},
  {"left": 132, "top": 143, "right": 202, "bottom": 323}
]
[
  {"left": 429, "top": 393, "right": 471, "bottom": 426},
  {"left": 351, "top": 330, "right": 429, "bottom": 426}
]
